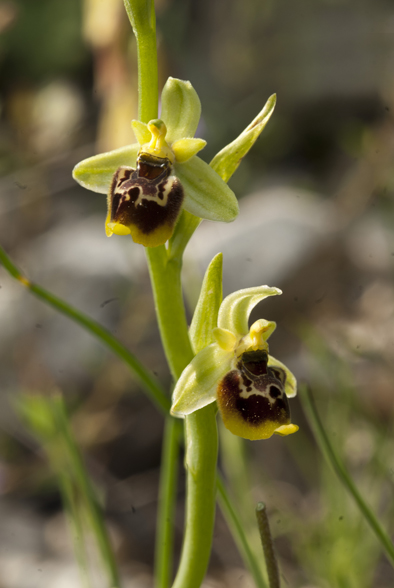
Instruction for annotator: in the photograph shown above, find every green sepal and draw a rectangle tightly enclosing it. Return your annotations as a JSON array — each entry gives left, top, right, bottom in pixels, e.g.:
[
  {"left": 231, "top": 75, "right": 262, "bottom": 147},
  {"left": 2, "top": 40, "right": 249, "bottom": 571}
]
[
  {"left": 174, "top": 156, "right": 239, "bottom": 222},
  {"left": 160, "top": 77, "right": 201, "bottom": 144},
  {"left": 170, "top": 343, "right": 230, "bottom": 417},
  {"left": 189, "top": 253, "right": 223, "bottom": 354},
  {"left": 218, "top": 286, "right": 282, "bottom": 339},
  {"left": 72, "top": 144, "right": 139, "bottom": 194},
  {"left": 210, "top": 94, "right": 276, "bottom": 183}
]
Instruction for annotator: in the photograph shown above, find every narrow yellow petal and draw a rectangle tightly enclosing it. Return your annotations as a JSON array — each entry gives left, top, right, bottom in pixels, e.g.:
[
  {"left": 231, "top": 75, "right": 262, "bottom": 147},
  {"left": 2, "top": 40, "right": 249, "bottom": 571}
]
[{"left": 172, "top": 138, "right": 207, "bottom": 163}]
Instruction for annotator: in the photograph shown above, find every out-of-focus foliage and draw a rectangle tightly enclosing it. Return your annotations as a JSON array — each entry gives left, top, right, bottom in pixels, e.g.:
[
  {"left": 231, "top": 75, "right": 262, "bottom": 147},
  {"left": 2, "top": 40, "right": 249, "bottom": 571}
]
[{"left": 0, "top": 0, "right": 88, "bottom": 81}]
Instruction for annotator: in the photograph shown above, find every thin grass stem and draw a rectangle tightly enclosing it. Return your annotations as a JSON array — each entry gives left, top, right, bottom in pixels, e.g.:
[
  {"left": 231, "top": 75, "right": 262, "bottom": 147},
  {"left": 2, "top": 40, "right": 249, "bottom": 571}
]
[
  {"left": 217, "top": 476, "right": 268, "bottom": 588},
  {"left": 300, "top": 383, "right": 394, "bottom": 567},
  {"left": 0, "top": 245, "right": 170, "bottom": 415},
  {"left": 255, "top": 503, "right": 280, "bottom": 588},
  {"left": 154, "top": 417, "right": 182, "bottom": 588}
]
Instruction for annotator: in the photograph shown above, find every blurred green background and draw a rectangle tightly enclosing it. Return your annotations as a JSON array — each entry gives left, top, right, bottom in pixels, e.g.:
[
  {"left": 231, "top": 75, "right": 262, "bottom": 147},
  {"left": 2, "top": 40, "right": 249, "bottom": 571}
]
[{"left": 0, "top": 0, "right": 394, "bottom": 586}]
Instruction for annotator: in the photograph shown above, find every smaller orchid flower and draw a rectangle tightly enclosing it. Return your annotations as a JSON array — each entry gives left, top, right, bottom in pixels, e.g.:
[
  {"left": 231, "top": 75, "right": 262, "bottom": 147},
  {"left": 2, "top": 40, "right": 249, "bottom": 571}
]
[
  {"left": 72, "top": 77, "right": 239, "bottom": 247},
  {"left": 171, "top": 286, "right": 299, "bottom": 440}
]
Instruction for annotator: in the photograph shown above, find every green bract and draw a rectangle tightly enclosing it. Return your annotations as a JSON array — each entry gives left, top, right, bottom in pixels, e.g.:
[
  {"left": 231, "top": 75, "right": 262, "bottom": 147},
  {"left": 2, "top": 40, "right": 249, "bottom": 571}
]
[
  {"left": 171, "top": 285, "right": 298, "bottom": 440},
  {"left": 72, "top": 77, "right": 239, "bottom": 244}
]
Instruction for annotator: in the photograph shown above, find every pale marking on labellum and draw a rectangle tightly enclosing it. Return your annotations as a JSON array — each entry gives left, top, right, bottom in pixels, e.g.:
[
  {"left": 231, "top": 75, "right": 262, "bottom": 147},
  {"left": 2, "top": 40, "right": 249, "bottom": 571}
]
[
  {"left": 134, "top": 177, "right": 176, "bottom": 208},
  {"left": 238, "top": 381, "right": 282, "bottom": 405}
]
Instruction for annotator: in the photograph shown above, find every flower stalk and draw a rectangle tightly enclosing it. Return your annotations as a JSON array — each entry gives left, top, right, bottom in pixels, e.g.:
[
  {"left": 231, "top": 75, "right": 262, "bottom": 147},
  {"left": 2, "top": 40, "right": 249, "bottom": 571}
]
[
  {"left": 129, "top": 4, "right": 219, "bottom": 586},
  {"left": 123, "top": 0, "right": 158, "bottom": 123}
]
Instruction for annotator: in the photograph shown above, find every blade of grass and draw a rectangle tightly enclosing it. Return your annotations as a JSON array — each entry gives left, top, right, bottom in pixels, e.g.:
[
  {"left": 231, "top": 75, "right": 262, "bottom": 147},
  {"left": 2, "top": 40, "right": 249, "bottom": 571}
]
[
  {"left": 154, "top": 417, "right": 182, "bottom": 588},
  {"left": 17, "top": 394, "right": 120, "bottom": 587},
  {"left": 58, "top": 470, "right": 92, "bottom": 588},
  {"left": 53, "top": 396, "right": 121, "bottom": 587},
  {"left": 300, "top": 383, "right": 394, "bottom": 567},
  {"left": 0, "top": 244, "right": 170, "bottom": 415},
  {"left": 217, "top": 475, "right": 268, "bottom": 588}
]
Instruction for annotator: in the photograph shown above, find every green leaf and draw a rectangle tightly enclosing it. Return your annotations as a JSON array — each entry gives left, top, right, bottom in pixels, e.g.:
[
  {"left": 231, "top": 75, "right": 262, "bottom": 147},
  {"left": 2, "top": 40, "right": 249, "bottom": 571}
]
[
  {"left": 210, "top": 94, "right": 276, "bottom": 183},
  {"left": 174, "top": 156, "right": 239, "bottom": 222},
  {"left": 160, "top": 77, "right": 201, "bottom": 144},
  {"left": 72, "top": 144, "right": 139, "bottom": 194},
  {"left": 189, "top": 253, "right": 223, "bottom": 354}
]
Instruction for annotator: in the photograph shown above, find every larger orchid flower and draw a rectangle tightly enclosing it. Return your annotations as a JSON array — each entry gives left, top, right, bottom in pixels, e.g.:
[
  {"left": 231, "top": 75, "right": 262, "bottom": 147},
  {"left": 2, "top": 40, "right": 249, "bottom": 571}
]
[
  {"left": 72, "top": 77, "right": 239, "bottom": 247},
  {"left": 171, "top": 286, "right": 299, "bottom": 440}
]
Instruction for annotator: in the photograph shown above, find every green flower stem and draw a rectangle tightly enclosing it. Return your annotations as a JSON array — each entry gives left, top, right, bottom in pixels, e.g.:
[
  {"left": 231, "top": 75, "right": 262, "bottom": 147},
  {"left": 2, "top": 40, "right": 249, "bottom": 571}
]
[
  {"left": 123, "top": 0, "right": 158, "bottom": 123},
  {"left": 0, "top": 245, "right": 170, "bottom": 415},
  {"left": 145, "top": 246, "right": 194, "bottom": 379},
  {"left": 300, "top": 384, "right": 394, "bottom": 567},
  {"left": 255, "top": 503, "right": 280, "bottom": 588},
  {"left": 155, "top": 417, "right": 182, "bottom": 588},
  {"left": 172, "top": 405, "right": 218, "bottom": 588},
  {"left": 217, "top": 477, "right": 268, "bottom": 588},
  {"left": 145, "top": 245, "right": 218, "bottom": 588},
  {"left": 168, "top": 210, "right": 201, "bottom": 264}
]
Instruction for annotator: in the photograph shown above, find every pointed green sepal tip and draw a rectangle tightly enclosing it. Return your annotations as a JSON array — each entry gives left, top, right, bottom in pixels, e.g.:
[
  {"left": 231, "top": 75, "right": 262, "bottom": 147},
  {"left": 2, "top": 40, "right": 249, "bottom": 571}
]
[
  {"left": 160, "top": 77, "right": 202, "bottom": 144},
  {"left": 210, "top": 94, "right": 277, "bottom": 183},
  {"left": 189, "top": 253, "right": 223, "bottom": 354}
]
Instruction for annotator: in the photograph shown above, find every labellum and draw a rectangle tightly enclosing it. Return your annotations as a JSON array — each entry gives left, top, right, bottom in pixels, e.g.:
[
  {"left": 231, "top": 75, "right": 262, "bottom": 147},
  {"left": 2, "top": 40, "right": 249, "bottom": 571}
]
[
  {"left": 217, "top": 349, "right": 292, "bottom": 440},
  {"left": 106, "top": 152, "right": 184, "bottom": 247}
]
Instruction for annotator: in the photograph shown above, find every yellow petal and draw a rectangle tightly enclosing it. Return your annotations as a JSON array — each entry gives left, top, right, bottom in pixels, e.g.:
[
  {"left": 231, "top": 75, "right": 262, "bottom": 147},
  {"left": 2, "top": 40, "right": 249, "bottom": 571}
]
[{"left": 172, "top": 138, "right": 207, "bottom": 163}]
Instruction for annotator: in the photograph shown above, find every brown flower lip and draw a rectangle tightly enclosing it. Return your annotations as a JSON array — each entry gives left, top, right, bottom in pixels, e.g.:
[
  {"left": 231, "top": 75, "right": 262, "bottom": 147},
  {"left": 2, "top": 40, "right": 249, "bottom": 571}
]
[
  {"left": 107, "top": 152, "right": 184, "bottom": 246},
  {"left": 217, "top": 349, "right": 292, "bottom": 440}
]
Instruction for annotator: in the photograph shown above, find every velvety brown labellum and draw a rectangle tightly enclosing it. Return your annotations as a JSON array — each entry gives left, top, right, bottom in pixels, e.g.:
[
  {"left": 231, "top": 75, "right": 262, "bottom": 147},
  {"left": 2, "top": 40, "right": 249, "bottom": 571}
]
[
  {"left": 217, "top": 349, "right": 291, "bottom": 431},
  {"left": 109, "top": 152, "right": 184, "bottom": 246}
]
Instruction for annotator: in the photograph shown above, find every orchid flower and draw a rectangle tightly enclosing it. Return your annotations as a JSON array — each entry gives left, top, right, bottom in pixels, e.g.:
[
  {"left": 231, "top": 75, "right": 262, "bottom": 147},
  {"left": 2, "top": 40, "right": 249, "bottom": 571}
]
[
  {"left": 73, "top": 77, "right": 239, "bottom": 247},
  {"left": 171, "top": 286, "right": 299, "bottom": 440}
]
